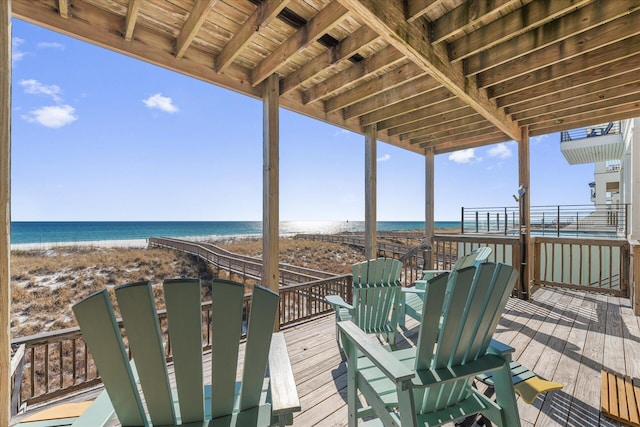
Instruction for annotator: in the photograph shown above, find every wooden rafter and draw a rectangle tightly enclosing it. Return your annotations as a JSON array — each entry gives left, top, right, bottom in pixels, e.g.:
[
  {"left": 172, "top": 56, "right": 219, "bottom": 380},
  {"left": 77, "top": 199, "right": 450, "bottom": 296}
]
[
  {"left": 327, "top": 63, "right": 427, "bottom": 113},
  {"left": 490, "top": 34, "right": 640, "bottom": 98},
  {"left": 402, "top": 115, "right": 487, "bottom": 141},
  {"left": 478, "top": 11, "right": 640, "bottom": 89},
  {"left": 530, "top": 105, "right": 640, "bottom": 136},
  {"left": 405, "top": 0, "right": 439, "bottom": 22},
  {"left": 280, "top": 25, "right": 379, "bottom": 94},
  {"left": 421, "top": 132, "right": 507, "bottom": 151},
  {"left": 377, "top": 98, "right": 467, "bottom": 131},
  {"left": 388, "top": 107, "right": 477, "bottom": 136},
  {"left": 466, "top": 2, "right": 640, "bottom": 76},
  {"left": 175, "top": 0, "right": 219, "bottom": 58},
  {"left": 449, "top": 0, "right": 592, "bottom": 61},
  {"left": 58, "top": 0, "right": 69, "bottom": 18},
  {"left": 251, "top": 1, "right": 349, "bottom": 86},
  {"left": 216, "top": 0, "right": 291, "bottom": 73},
  {"left": 430, "top": 0, "right": 525, "bottom": 44},
  {"left": 507, "top": 71, "right": 640, "bottom": 115},
  {"left": 343, "top": 74, "right": 438, "bottom": 119},
  {"left": 413, "top": 125, "right": 500, "bottom": 146},
  {"left": 360, "top": 87, "right": 454, "bottom": 126},
  {"left": 303, "top": 45, "right": 405, "bottom": 104},
  {"left": 123, "top": 0, "right": 142, "bottom": 42},
  {"left": 338, "top": 0, "right": 520, "bottom": 140}
]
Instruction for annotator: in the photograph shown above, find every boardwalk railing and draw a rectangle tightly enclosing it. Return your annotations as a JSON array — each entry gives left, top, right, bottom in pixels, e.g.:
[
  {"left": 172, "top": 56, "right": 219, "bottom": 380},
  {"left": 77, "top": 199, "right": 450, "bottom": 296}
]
[{"left": 11, "top": 238, "right": 352, "bottom": 410}]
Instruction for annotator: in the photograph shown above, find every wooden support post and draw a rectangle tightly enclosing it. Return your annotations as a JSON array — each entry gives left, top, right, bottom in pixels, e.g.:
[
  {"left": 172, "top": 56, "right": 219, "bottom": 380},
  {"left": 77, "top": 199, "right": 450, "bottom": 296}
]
[
  {"left": 0, "top": 1, "right": 11, "bottom": 425},
  {"left": 262, "top": 74, "right": 279, "bottom": 328},
  {"left": 518, "top": 127, "right": 531, "bottom": 300},
  {"left": 424, "top": 147, "right": 434, "bottom": 269},
  {"left": 364, "top": 124, "right": 377, "bottom": 260}
]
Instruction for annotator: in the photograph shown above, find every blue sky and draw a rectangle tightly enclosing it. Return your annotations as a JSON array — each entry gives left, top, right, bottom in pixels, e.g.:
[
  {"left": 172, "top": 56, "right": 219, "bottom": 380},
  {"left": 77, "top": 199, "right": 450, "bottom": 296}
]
[{"left": 10, "top": 19, "right": 595, "bottom": 222}]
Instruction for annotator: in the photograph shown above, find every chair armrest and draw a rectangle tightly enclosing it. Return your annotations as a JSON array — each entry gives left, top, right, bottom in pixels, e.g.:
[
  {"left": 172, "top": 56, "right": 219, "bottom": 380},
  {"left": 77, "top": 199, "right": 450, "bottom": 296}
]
[
  {"left": 268, "top": 333, "right": 301, "bottom": 417},
  {"left": 325, "top": 295, "right": 353, "bottom": 311},
  {"left": 487, "top": 339, "right": 515, "bottom": 357},
  {"left": 72, "top": 390, "right": 116, "bottom": 427},
  {"left": 421, "top": 269, "right": 451, "bottom": 279},
  {"left": 401, "top": 288, "right": 425, "bottom": 295},
  {"left": 338, "top": 321, "right": 414, "bottom": 384}
]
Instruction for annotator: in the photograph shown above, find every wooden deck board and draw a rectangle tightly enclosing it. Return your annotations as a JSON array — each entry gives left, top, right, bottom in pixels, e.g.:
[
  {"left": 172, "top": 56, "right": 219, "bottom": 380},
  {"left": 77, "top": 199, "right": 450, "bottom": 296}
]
[{"left": 12, "top": 287, "right": 640, "bottom": 427}]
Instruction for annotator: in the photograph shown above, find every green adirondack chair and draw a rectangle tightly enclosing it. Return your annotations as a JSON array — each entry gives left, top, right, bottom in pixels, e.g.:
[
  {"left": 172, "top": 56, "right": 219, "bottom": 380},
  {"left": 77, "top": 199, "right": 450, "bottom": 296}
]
[
  {"left": 66, "top": 278, "right": 300, "bottom": 427},
  {"left": 338, "top": 262, "right": 520, "bottom": 427},
  {"left": 325, "top": 258, "right": 403, "bottom": 354},
  {"left": 398, "top": 246, "right": 492, "bottom": 327}
]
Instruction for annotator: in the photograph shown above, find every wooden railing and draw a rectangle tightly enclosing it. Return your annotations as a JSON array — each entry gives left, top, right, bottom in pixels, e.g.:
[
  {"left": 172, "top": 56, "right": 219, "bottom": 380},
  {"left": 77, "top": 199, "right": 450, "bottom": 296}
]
[
  {"left": 11, "top": 237, "right": 353, "bottom": 410},
  {"left": 532, "top": 237, "right": 629, "bottom": 296},
  {"left": 11, "top": 273, "right": 351, "bottom": 408}
]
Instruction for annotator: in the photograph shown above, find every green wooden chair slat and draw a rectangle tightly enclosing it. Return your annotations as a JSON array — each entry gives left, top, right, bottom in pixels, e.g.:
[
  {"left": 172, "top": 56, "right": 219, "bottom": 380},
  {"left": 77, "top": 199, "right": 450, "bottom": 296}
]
[
  {"left": 71, "top": 291, "right": 146, "bottom": 426},
  {"left": 240, "top": 285, "right": 279, "bottom": 412},
  {"left": 69, "top": 278, "right": 299, "bottom": 427},
  {"left": 338, "top": 262, "right": 521, "bottom": 427},
  {"left": 163, "top": 278, "right": 205, "bottom": 423},
  {"left": 326, "top": 258, "right": 403, "bottom": 356},
  {"left": 210, "top": 279, "right": 245, "bottom": 419},
  {"left": 115, "top": 281, "right": 176, "bottom": 426}
]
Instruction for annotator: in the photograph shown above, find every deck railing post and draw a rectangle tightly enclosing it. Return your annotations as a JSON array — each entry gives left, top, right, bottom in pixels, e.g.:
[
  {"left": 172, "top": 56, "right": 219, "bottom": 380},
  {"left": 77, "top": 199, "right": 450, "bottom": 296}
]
[
  {"left": 557, "top": 206, "right": 560, "bottom": 237},
  {"left": 461, "top": 207, "right": 464, "bottom": 234}
]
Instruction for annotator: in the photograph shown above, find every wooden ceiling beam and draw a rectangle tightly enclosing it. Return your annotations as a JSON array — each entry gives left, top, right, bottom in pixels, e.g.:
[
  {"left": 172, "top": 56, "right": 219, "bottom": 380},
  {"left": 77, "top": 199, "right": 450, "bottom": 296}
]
[
  {"left": 280, "top": 25, "right": 379, "bottom": 95},
  {"left": 302, "top": 45, "right": 405, "bottom": 104},
  {"left": 530, "top": 105, "right": 640, "bottom": 136},
  {"left": 360, "top": 86, "right": 453, "bottom": 125},
  {"left": 431, "top": 0, "right": 524, "bottom": 44},
  {"left": 388, "top": 107, "right": 477, "bottom": 136},
  {"left": 449, "top": 0, "right": 592, "bottom": 62},
  {"left": 497, "top": 53, "right": 640, "bottom": 108},
  {"left": 432, "top": 135, "right": 510, "bottom": 155},
  {"left": 413, "top": 125, "right": 499, "bottom": 146},
  {"left": 477, "top": 11, "right": 640, "bottom": 89},
  {"left": 405, "top": 0, "right": 439, "bottom": 22},
  {"left": 328, "top": 63, "right": 427, "bottom": 113},
  {"left": 343, "top": 74, "right": 438, "bottom": 119},
  {"left": 251, "top": 1, "right": 348, "bottom": 86},
  {"left": 402, "top": 115, "right": 487, "bottom": 141},
  {"left": 420, "top": 131, "right": 507, "bottom": 150},
  {"left": 489, "top": 34, "right": 640, "bottom": 98},
  {"left": 123, "top": 0, "right": 142, "bottom": 41},
  {"left": 339, "top": 0, "right": 520, "bottom": 140},
  {"left": 58, "top": 0, "right": 70, "bottom": 18},
  {"left": 466, "top": 2, "right": 640, "bottom": 76},
  {"left": 519, "top": 93, "right": 640, "bottom": 127},
  {"left": 175, "top": 0, "right": 219, "bottom": 58},
  {"left": 377, "top": 98, "right": 467, "bottom": 130},
  {"left": 216, "top": 0, "right": 291, "bottom": 73},
  {"left": 508, "top": 70, "right": 640, "bottom": 115}
]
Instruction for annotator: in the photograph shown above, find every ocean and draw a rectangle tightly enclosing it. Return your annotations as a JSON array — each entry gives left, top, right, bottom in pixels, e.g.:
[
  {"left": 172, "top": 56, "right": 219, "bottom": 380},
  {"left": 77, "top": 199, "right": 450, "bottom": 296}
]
[{"left": 11, "top": 221, "right": 461, "bottom": 245}]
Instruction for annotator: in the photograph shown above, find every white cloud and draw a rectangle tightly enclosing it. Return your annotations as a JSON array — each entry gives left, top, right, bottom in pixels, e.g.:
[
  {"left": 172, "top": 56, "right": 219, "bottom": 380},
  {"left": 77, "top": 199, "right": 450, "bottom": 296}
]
[
  {"left": 20, "top": 79, "right": 62, "bottom": 102},
  {"left": 377, "top": 154, "right": 391, "bottom": 162},
  {"left": 37, "top": 42, "right": 65, "bottom": 50},
  {"left": 334, "top": 129, "right": 351, "bottom": 137},
  {"left": 12, "top": 37, "right": 26, "bottom": 63},
  {"left": 22, "top": 105, "right": 77, "bottom": 128},
  {"left": 487, "top": 143, "right": 512, "bottom": 159},
  {"left": 448, "top": 149, "right": 477, "bottom": 164},
  {"left": 143, "top": 93, "right": 178, "bottom": 113}
]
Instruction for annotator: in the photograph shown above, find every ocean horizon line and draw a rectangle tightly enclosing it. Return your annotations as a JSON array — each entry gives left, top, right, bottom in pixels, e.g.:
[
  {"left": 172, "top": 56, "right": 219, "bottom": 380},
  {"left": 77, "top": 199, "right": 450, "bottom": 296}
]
[{"left": 11, "top": 220, "right": 461, "bottom": 246}]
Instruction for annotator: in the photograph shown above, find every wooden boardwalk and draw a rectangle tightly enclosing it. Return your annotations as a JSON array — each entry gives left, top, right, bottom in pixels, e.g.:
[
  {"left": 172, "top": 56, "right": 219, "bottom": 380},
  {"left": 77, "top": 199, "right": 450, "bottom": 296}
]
[{"left": 12, "top": 287, "right": 640, "bottom": 426}]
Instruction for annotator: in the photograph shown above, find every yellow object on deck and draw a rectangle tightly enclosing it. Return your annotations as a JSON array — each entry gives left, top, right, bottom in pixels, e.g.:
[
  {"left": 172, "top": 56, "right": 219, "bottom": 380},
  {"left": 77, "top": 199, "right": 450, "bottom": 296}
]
[
  {"left": 514, "top": 376, "right": 564, "bottom": 404},
  {"left": 601, "top": 369, "right": 640, "bottom": 427},
  {"left": 20, "top": 401, "right": 93, "bottom": 423}
]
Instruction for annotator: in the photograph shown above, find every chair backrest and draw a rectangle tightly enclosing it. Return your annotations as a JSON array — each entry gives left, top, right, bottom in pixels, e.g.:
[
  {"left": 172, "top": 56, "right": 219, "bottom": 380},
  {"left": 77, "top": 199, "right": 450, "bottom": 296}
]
[
  {"left": 452, "top": 246, "right": 492, "bottom": 270},
  {"left": 413, "top": 262, "right": 518, "bottom": 412},
  {"left": 72, "top": 278, "right": 278, "bottom": 426},
  {"left": 351, "top": 258, "right": 403, "bottom": 333}
]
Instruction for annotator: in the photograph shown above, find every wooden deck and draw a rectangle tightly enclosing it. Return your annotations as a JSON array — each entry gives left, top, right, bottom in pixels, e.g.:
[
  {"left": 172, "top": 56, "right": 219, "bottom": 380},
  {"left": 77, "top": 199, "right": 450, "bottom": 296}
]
[{"left": 12, "top": 286, "right": 640, "bottom": 426}]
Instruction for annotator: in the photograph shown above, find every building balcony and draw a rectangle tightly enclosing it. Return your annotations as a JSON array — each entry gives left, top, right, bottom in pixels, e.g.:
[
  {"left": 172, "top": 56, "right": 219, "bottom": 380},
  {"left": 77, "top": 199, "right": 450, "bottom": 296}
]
[{"left": 560, "top": 121, "right": 625, "bottom": 165}]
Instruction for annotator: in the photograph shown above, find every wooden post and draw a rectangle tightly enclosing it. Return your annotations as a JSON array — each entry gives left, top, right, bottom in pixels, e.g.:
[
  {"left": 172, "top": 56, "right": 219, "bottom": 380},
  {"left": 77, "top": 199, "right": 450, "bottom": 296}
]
[
  {"left": 424, "top": 147, "right": 434, "bottom": 269},
  {"left": 263, "top": 74, "right": 279, "bottom": 329},
  {"left": 518, "top": 127, "right": 531, "bottom": 300},
  {"left": 0, "top": 1, "right": 11, "bottom": 424},
  {"left": 364, "top": 124, "right": 377, "bottom": 260}
]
